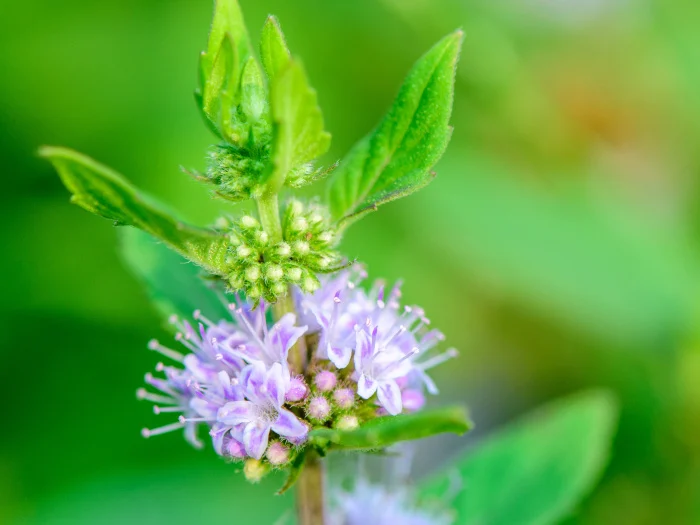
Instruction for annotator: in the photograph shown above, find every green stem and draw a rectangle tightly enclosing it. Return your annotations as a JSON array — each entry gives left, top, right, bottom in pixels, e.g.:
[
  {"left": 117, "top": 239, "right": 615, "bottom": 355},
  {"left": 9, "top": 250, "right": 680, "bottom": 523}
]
[
  {"left": 255, "top": 193, "right": 325, "bottom": 525},
  {"left": 256, "top": 194, "right": 284, "bottom": 244},
  {"left": 296, "top": 452, "right": 327, "bottom": 525}
]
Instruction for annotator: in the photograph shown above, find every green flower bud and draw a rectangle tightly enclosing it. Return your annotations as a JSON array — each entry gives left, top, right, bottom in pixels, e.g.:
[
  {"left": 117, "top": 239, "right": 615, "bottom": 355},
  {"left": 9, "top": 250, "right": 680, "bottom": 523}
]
[
  {"left": 245, "top": 264, "right": 261, "bottom": 281},
  {"left": 244, "top": 459, "right": 269, "bottom": 483}
]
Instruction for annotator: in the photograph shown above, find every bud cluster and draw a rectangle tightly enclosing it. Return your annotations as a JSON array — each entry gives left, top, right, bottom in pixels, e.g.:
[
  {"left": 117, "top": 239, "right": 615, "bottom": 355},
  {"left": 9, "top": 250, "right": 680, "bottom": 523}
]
[
  {"left": 203, "top": 142, "right": 271, "bottom": 202},
  {"left": 223, "top": 200, "right": 344, "bottom": 303}
]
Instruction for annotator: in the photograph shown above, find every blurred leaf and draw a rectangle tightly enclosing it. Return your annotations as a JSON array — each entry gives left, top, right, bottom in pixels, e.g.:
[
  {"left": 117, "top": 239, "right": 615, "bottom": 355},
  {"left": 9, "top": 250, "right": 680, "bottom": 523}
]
[
  {"left": 425, "top": 391, "right": 618, "bottom": 525},
  {"left": 197, "top": 0, "right": 253, "bottom": 141},
  {"left": 414, "top": 153, "right": 700, "bottom": 348},
  {"left": 120, "top": 229, "right": 230, "bottom": 327},
  {"left": 309, "top": 406, "right": 471, "bottom": 451},
  {"left": 39, "top": 147, "right": 229, "bottom": 275},
  {"left": 263, "top": 60, "right": 331, "bottom": 194},
  {"left": 22, "top": 467, "right": 292, "bottom": 525},
  {"left": 260, "top": 16, "right": 291, "bottom": 83},
  {"left": 327, "top": 31, "right": 462, "bottom": 225}
]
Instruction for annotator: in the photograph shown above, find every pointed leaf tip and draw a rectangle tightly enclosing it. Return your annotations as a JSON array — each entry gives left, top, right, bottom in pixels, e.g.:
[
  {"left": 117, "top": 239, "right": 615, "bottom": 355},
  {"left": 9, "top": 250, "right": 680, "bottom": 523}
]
[{"left": 327, "top": 30, "right": 463, "bottom": 227}]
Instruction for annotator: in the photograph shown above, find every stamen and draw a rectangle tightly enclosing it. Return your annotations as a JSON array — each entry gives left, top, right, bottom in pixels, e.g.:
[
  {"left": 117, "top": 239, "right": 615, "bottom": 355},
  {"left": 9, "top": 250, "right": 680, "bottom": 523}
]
[
  {"left": 136, "top": 388, "right": 175, "bottom": 404},
  {"left": 153, "top": 405, "right": 183, "bottom": 414},
  {"left": 193, "top": 309, "right": 215, "bottom": 327},
  {"left": 148, "top": 339, "right": 184, "bottom": 362},
  {"left": 178, "top": 415, "right": 212, "bottom": 424},
  {"left": 417, "top": 348, "right": 458, "bottom": 371},
  {"left": 175, "top": 332, "right": 198, "bottom": 352},
  {"left": 141, "top": 421, "right": 184, "bottom": 438}
]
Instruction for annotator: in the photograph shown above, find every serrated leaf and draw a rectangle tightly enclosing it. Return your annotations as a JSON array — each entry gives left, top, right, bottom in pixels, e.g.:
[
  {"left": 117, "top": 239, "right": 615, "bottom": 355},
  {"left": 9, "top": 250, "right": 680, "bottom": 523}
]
[
  {"left": 40, "top": 146, "right": 229, "bottom": 275},
  {"left": 119, "top": 228, "right": 230, "bottom": 328},
  {"left": 423, "top": 391, "right": 618, "bottom": 525},
  {"left": 260, "top": 16, "right": 291, "bottom": 82},
  {"left": 309, "top": 406, "right": 471, "bottom": 451},
  {"left": 327, "top": 30, "right": 462, "bottom": 224},
  {"left": 197, "top": 0, "right": 253, "bottom": 140},
  {"left": 262, "top": 60, "right": 331, "bottom": 195}
]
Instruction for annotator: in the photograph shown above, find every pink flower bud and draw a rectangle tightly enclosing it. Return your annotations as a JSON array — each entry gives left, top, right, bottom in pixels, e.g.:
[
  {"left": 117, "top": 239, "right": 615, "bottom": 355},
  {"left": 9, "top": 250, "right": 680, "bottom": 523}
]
[
  {"left": 286, "top": 376, "right": 308, "bottom": 402},
  {"left": 333, "top": 388, "right": 355, "bottom": 409},
  {"left": 266, "top": 441, "right": 290, "bottom": 465},
  {"left": 314, "top": 370, "right": 337, "bottom": 392},
  {"left": 308, "top": 396, "right": 331, "bottom": 421}
]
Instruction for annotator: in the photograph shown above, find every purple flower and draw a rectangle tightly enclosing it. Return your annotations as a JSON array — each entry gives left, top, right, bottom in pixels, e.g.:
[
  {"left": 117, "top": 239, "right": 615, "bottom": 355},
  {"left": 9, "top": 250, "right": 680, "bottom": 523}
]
[
  {"left": 218, "top": 362, "right": 308, "bottom": 459},
  {"left": 214, "top": 307, "right": 307, "bottom": 372},
  {"left": 332, "top": 478, "right": 453, "bottom": 525}
]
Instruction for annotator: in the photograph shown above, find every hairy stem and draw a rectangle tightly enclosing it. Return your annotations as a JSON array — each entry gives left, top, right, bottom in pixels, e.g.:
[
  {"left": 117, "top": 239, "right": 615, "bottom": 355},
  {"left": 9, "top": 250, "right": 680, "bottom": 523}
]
[
  {"left": 256, "top": 193, "right": 325, "bottom": 525},
  {"left": 296, "top": 451, "right": 327, "bottom": 525}
]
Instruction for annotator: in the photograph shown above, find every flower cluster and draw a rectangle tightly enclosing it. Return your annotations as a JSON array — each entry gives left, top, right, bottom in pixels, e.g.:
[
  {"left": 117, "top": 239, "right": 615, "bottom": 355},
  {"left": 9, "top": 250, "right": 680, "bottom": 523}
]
[
  {"left": 138, "top": 268, "right": 456, "bottom": 478},
  {"left": 223, "top": 201, "right": 344, "bottom": 303},
  {"left": 331, "top": 478, "right": 453, "bottom": 525}
]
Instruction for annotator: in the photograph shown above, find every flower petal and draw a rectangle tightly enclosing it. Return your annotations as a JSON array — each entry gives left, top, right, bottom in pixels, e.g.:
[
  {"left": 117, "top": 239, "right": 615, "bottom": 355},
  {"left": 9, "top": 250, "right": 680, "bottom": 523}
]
[
  {"left": 328, "top": 343, "right": 352, "bottom": 369},
  {"left": 241, "top": 362, "right": 266, "bottom": 402},
  {"left": 272, "top": 408, "right": 308, "bottom": 438},
  {"left": 268, "top": 313, "right": 307, "bottom": 361},
  {"left": 266, "top": 362, "right": 287, "bottom": 408},
  {"left": 377, "top": 381, "right": 402, "bottom": 415},
  {"left": 354, "top": 329, "right": 373, "bottom": 370},
  {"left": 243, "top": 422, "right": 271, "bottom": 460},
  {"left": 417, "top": 369, "right": 439, "bottom": 395},
  {"left": 357, "top": 373, "right": 378, "bottom": 399},
  {"left": 217, "top": 401, "right": 255, "bottom": 425}
]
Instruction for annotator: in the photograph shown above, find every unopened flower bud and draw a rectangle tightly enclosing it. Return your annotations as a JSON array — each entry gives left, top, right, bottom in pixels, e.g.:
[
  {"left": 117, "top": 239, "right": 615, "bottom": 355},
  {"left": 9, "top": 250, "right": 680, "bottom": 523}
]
[
  {"left": 255, "top": 230, "right": 269, "bottom": 245},
  {"left": 244, "top": 459, "right": 269, "bottom": 482},
  {"left": 265, "top": 264, "right": 284, "bottom": 281},
  {"left": 336, "top": 415, "right": 359, "bottom": 431},
  {"left": 286, "top": 267, "right": 302, "bottom": 282},
  {"left": 318, "top": 231, "right": 333, "bottom": 244},
  {"left": 236, "top": 244, "right": 252, "bottom": 258},
  {"left": 302, "top": 276, "right": 320, "bottom": 293},
  {"left": 308, "top": 396, "right": 331, "bottom": 421},
  {"left": 266, "top": 441, "right": 290, "bottom": 466},
  {"left": 245, "top": 265, "right": 261, "bottom": 281},
  {"left": 292, "top": 217, "right": 309, "bottom": 232},
  {"left": 333, "top": 388, "right": 355, "bottom": 409},
  {"left": 286, "top": 376, "right": 308, "bottom": 402},
  {"left": 240, "top": 215, "right": 259, "bottom": 229},
  {"left": 276, "top": 242, "right": 291, "bottom": 257},
  {"left": 293, "top": 240, "right": 310, "bottom": 255},
  {"left": 314, "top": 370, "right": 337, "bottom": 392},
  {"left": 288, "top": 200, "right": 304, "bottom": 215}
]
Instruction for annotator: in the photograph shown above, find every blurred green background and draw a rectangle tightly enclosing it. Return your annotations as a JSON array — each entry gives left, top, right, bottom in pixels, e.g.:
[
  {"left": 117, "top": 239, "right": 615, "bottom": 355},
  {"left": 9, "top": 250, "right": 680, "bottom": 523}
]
[{"left": 3, "top": 0, "right": 700, "bottom": 523}]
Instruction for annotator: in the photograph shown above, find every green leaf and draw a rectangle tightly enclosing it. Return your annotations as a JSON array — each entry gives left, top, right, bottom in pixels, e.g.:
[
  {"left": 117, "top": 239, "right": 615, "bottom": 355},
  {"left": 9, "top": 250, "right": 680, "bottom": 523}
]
[
  {"left": 309, "top": 406, "right": 471, "bottom": 451},
  {"left": 276, "top": 450, "right": 306, "bottom": 496},
  {"left": 197, "top": 0, "right": 253, "bottom": 140},
  {"left": 119, "top": 228, "right": 230, "bottom": 327},
  {"left": 240, "top": 57, "right": 268, "bottom": 124},
  {"left": 260, "top": 16, "right": 291, "bottom": 83},
  {"left": 327, "top": 30, "right": 462, "bottom": 224},
  {"left": 39, "top": 146, "right": 229, "bottom": 275},
  {"left": 263, "top": 60, "right": 331, "bottom": 195},
  {"left": 424, "top": 391, "right": 618, "bottom": 525}
]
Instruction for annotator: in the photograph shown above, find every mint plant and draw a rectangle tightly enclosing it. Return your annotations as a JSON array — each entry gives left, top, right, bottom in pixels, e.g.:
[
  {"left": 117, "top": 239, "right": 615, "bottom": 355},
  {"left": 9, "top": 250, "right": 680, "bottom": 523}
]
[{"left": 41, "top": 2, "right": 619, "bottom": 524}]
